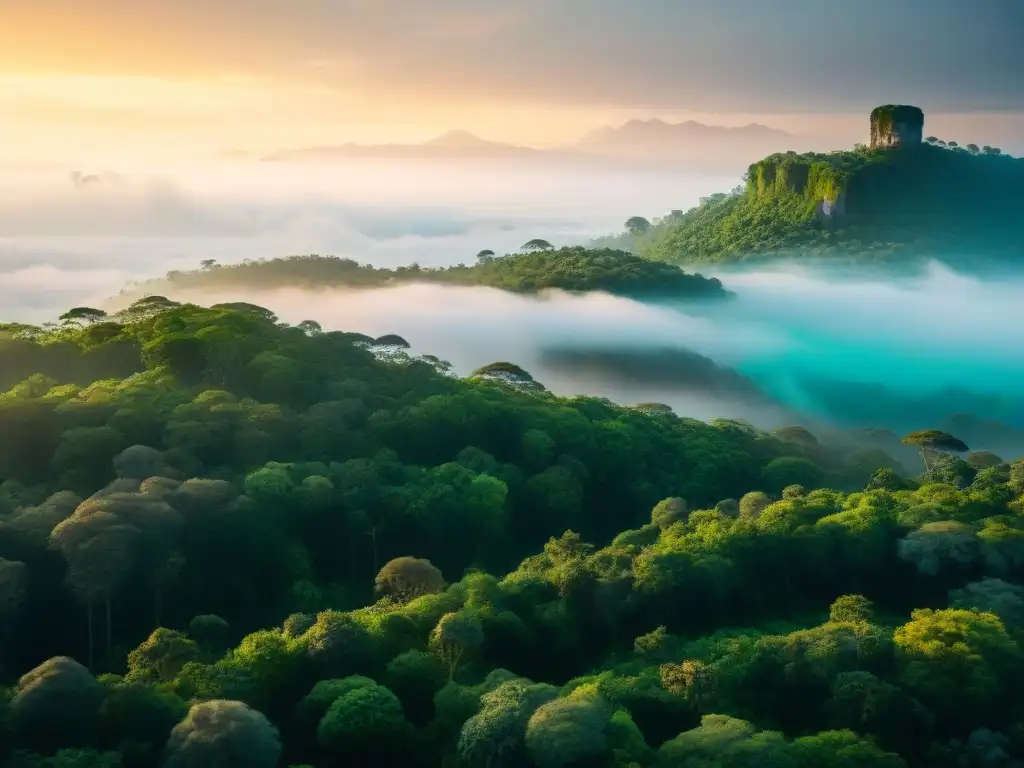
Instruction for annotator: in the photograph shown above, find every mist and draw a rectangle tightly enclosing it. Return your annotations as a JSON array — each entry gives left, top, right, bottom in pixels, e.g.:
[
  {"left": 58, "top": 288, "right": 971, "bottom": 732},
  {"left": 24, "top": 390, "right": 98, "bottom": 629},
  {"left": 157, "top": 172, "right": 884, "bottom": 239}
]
[
  {"left": 138, "top": 259, "right": 1024, "bottom": 458},
  {"left": 0, "top": 160, "right": 735, "bottom": 322},
  {"left": 3, "top": 159, "right": 1023, "bottom": 457}
]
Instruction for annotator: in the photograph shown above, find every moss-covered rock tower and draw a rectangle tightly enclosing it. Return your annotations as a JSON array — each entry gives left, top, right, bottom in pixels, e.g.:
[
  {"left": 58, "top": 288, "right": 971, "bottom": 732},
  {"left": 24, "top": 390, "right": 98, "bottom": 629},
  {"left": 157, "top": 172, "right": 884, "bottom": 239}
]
[{"left": 870, "top": 105, "right": 924, "bottom": 149}]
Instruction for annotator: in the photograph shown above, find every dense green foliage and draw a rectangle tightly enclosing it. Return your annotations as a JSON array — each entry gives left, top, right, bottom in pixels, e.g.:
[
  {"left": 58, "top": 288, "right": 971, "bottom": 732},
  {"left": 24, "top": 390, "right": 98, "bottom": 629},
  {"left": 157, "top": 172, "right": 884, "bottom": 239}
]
[
  {"left": 130, "top": 247, "right": 726, "bottom": 301},
  {"left": 1, "top": 300, "right": 1023, "bottom": 767},
  {"left": 597, "top": 141, "right": 1024, "bottom": 268}
]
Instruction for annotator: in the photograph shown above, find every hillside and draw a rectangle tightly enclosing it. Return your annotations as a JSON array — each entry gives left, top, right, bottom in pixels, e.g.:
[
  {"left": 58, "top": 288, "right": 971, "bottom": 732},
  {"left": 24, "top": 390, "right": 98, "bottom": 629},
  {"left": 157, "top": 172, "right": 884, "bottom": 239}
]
[
  {"left": 0, "top": 298, "right": 1023, "bottom": 767},
  {"left": 126, "top": 247, "right": 728, "bottom": 302},
  {"left": 600, "top": 108, "right": 1024, "bottom": 268}
]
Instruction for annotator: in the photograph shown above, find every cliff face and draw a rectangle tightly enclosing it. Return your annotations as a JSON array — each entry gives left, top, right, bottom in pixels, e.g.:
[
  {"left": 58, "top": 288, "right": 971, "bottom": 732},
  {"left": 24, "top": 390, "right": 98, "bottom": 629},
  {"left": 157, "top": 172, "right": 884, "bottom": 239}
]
[
  {"left": 870, "top": 105, "right": 924, "bottom": 150},
  {"left": 745, "top": 105, "right": 927, "bottom": 225},
  {"left": 748, "top": 154, "right": 847, "bottom": 225}
]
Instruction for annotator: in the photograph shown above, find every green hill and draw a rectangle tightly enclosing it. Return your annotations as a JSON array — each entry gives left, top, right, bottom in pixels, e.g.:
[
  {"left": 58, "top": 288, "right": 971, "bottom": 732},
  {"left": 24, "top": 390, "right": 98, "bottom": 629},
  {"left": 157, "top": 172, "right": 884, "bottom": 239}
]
[
  {"left": 131, "top": 246, "right": 727, "bottom": 302},
  {"left": 603, "top": 107, "right": 1024, "bottom": 269}
]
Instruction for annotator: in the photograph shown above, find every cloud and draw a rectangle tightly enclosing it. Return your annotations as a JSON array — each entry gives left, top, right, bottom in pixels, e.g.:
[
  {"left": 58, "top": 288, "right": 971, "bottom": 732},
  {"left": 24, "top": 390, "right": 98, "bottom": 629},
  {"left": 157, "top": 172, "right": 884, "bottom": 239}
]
[
  {"left": 4, "top": 1, "right": 1023, "bottom": 112},
  {"left": 0, "top": 266, "right": 127, "bottom": 317}
]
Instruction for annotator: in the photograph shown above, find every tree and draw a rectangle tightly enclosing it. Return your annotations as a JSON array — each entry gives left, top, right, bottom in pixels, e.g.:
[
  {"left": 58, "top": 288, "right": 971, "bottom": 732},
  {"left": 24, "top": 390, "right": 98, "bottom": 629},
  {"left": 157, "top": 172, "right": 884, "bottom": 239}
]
[
  {"left": 10, "top": 656, "right": 104, "bottom": 751},
  {"left": 282, "top": 612, "right": 315, "bottom": 638},
  {"left": 374, "top": 556, "right": 446, "bottom": 602},
  {"left": 126, "top": 628, "right": 201, "bottom": 683},
  {"left": 385, "top": 650, "right": 449, "bottom": 725},
  {"left": 49, "top": 507, "right": 143, "bottom": 667},
  {"left": 634, "top": 626, "right": 669, "bottom": 659},
  {"left": 826, "top": 671, "right": 932, "bottom": 758},
  {"left": 430, "top": 612, "right": 484, "bottom": 680},
  {"left": 521, "top": 239, "right": 554, "bottom": 251},
  {"left": 634, "top": 402, "right": 674, "bottom": 416},
  {"left": 624, "top": 216, "right": 651, "bottom": 236},
  {"left": 739, "top": 491, "right": 773, "bottom": 519},
  {"left": 210, "top": 302, "right": 278, "bottom": 323},
  {"left": 458, "top": 679, "right": 558, "bottom": 768},
  {"left": 296, "top": 676, "right": 377, "bottom": 732},
  {"left": 949, "top": 579, "right": 1024, "bottom": 629},
  {"left": 651, "top": 497, "right": 687, "bottom": 529},
  {"left": 789, "top": 729, "right": 907, "bottom": 768},
  {"left": 966, "top": 143, "right": 980, "bottom": 154},
  {"left": 296, "top": 320, "right": 322, "bottom": 336},
  {"left": 0, "top": 557, "right": 28, "bottom": 632},
  {"left": 373, "top": 334, "right": 410, "bottom": 349},
  {"left": 894, "top": 608, "right": 1020, "bottom": 721},
  {"left": 188, "top": 614, "right": 231, "bottom": 653},
  {"left": 829, "top": 595, "right": 875, "bottom": 624},
  {"left": 303, "top": 610, "right": 378, "bottom": 678},
  {"left": 119, "top": 295, "right": 181, "bottom": 322},
  {"left": 476, "top": 249, "right": 496, "bottom": 264},
  {"left": 98, "top": 680, "right": 188, "bottom": 764},
  {"left": 715, "top": 498, "right": 739, "bottom": 517},
  {"left": 471, "top": 362, "right": 543, "bottom": 391},
  {"left": 899, "top": 521, "right": 980, "bottom": 576},
  {"left": 900, "top": 430, "right": 968, "bottom": 478},
  {"left": 525, "top": 697, "right": 611, "bottom": 768},
  {"left": 659, "top": 715, "right": 791, "bottom": 765},
  {"left": 660, "top": 660, "right": 718, "bottom": 712},
  {"left": 113, "top": 445, "right": 172, "bottom": 480},
  {"left": 866, "top": 468, "right": 914, "bottom": 492},
  {"left": 59, "top": 307, "right": 108, "bottom": 326},
  {"left": 163, "top": 700, "right": 281, "bottom": 768},
  {"left": 316, "top": 684, "right": 410, "bottom": 760},
  {"left": 200, "top": 259, "right": 218, "bottom": 270}
]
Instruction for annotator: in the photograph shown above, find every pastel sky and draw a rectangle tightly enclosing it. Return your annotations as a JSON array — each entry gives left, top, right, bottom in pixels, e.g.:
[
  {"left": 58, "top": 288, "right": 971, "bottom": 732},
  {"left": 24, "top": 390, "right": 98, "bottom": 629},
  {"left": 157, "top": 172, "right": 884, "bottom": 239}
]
[{"left": 2, "top": 0, "right": 1022, "bottom": 161}]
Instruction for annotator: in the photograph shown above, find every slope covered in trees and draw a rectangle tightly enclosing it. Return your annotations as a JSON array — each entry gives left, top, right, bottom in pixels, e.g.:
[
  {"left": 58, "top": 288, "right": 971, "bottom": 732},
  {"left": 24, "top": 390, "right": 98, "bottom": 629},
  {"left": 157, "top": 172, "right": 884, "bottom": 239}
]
[
  {"left": 0, "top": 299, "right": 1023, "bottom": 767},
  {"left": 129, "top": 247, "right": 727, "bottom": 302},
  {"left": 599, "top": 140, "right": 1024, "bottom": 269}
]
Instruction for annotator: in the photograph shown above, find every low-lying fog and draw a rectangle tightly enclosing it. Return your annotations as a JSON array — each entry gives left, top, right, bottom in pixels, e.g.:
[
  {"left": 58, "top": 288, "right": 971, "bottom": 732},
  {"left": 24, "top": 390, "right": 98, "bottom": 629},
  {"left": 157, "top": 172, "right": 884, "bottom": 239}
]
[
  {"left": 0, "top": 160, "right": 734, "bottom": 318},
  {"left": 145, "top": 260, "right": 1024, "bottom": 454},
  {"left": 2, "top": 161, "right": 1022, "bottom": 455}
]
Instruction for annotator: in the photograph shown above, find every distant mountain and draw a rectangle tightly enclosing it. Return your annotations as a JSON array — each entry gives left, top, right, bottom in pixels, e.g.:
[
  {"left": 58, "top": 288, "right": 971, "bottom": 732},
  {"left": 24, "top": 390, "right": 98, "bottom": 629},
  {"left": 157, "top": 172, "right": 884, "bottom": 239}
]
[
  {"left": 570, "top": 118, "right": 796, "bottom": 156},
  {"left": 265, "top": 131, "right": 545, "bottom": 162},
  {"left": 262, "top": 120, "right": 805, "bottom": 167}
]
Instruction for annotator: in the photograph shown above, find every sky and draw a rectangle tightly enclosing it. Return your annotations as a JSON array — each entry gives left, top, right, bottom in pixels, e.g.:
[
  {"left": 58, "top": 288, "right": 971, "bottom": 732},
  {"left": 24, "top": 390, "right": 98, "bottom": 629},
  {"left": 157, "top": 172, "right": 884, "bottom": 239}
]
[{"left": 2, "top": 0, "right": 1023, "bottom": 162}]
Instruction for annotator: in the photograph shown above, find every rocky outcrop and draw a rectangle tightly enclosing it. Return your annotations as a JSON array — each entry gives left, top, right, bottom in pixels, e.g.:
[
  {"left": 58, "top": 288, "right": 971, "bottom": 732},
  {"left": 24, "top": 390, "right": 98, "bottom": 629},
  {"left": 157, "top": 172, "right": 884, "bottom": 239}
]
[{"left": 870, "top": 105, "right": 924, "bottom": 150}]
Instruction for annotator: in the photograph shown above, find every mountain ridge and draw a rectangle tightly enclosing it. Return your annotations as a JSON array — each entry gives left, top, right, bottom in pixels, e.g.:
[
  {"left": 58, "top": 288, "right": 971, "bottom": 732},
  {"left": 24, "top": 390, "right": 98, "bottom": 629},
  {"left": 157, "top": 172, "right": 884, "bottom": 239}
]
[{"left": 261, "top": 118, "right": 804, "bottom": 165}]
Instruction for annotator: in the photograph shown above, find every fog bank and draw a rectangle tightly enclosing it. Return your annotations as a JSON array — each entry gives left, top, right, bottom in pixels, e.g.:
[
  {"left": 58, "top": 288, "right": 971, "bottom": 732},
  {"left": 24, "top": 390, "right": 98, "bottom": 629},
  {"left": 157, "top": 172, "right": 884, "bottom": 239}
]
[
  {"left": 143, "top": 259, "right": 1024, "bottom": 454},
  {"left": 0, "top": 161, "right": 734, "bottom": 321},
  {"left": 3, "top": 160, "right": 1021, "bottom": 455}
]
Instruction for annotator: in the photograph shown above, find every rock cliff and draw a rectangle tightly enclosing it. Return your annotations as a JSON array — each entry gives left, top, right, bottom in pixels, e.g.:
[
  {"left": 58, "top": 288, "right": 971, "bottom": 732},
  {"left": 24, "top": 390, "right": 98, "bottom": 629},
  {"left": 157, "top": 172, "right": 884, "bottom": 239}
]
[
  {"left": 869, "top": 105, "right": 924, "bottom": 150},
  {"left": 747, "top": 153, "right": 847, "bottom": 225}
]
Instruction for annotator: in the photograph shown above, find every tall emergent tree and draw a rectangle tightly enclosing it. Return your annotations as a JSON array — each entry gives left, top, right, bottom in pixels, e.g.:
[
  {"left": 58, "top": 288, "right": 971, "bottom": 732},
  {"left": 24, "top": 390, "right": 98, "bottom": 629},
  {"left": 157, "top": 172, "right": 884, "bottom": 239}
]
[{"left": 901, "top": 430, "right": 969, "bottom": 479}]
